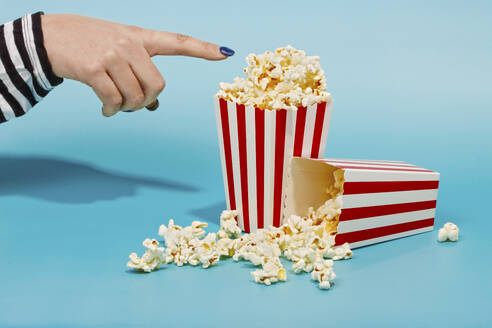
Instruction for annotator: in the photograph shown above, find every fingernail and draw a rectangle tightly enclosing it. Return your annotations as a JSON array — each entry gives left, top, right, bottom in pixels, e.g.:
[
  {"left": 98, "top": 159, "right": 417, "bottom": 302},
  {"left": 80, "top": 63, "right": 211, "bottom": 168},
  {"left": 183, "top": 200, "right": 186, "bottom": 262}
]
[
  {"left": 102, "top": 107, "right": 115, "bottom": 117},
  {"left": 122, "top": 110, "right": 134, "bottom": 112},
  {"left": 220, "top": 46, "right": 235, "bottom": 57},
  {"left": 145, "top": 99, "right": 159, "bottom": 111}
]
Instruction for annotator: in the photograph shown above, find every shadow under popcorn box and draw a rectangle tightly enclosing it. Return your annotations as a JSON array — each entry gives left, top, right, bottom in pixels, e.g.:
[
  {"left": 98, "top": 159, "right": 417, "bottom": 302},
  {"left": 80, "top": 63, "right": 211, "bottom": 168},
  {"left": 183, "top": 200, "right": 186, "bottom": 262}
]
[
  {"left": 214, "top": 96, "right": 333, "bottom": 232},
  {"left": 285, "top": 158, "right": 440, "bottom": 248}
]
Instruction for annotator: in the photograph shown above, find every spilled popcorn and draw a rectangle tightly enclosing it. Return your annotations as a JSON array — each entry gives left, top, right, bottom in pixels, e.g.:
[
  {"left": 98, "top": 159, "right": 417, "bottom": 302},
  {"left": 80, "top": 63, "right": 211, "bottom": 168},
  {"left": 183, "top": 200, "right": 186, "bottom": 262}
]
[
  {"left": 251, "top": 257, "right": 287, "bottom": 286},
  {"left": 217, "top": 210, "right": 242, "bottom": 239},
  {"left": 127, "top": 189, "right": 352, "bottom": 290},
  {"left": 157, "top": 220, "right": 219, "bottom": 268},
  {"left": 127, "top": 238, "right": 167, "bottom": 273},
  {"left": 216, "top": 45, "right": 331, "bottom": 111},
  {"left": 437, "top": 222, "right": 459, "bottom": 242},
  {"left": 311, "top": 259, "right": 336, "bottom": 290}
]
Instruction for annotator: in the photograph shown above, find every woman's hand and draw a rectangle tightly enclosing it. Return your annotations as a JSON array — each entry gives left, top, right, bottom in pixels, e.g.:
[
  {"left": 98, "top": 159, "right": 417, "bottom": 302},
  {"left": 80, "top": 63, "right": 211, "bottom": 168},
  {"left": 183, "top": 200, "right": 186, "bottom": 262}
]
[{"left": 41, "top": 14, "right": 234, "bottom": 116}]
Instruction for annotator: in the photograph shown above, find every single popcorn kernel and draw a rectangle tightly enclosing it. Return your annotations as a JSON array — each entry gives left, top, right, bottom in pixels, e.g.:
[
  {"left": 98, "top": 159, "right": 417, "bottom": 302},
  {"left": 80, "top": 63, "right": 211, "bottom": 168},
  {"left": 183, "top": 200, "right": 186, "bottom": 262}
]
[
  {"left": 216, "top": 45, "right": 331, "bottom": 111},
  {"left": 217, "top": 210, "right": 241, "bottom": 239},
  {"left": 126, "top": 238, "right": 167, "bottom": 273},
  {"left": 437, "top": 222, "right": 459, "bottom": 242}
]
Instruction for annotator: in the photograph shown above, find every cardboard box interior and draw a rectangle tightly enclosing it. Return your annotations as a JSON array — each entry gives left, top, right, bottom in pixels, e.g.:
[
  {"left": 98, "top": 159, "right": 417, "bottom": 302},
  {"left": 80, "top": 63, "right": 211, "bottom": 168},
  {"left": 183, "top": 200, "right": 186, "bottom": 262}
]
[{"left": 284, "top": 157, "right": 339, "bottom": 221}]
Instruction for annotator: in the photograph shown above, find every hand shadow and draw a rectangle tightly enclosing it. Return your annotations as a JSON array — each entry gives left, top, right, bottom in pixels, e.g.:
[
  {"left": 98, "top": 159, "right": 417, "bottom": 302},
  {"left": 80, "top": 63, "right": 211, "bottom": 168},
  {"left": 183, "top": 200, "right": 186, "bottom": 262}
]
[
  {"left": 188, "top": 201, "right": 227, "bottom": 225},
  {"left": 0, "top": 154, "right": 199, "bottom": 204}
]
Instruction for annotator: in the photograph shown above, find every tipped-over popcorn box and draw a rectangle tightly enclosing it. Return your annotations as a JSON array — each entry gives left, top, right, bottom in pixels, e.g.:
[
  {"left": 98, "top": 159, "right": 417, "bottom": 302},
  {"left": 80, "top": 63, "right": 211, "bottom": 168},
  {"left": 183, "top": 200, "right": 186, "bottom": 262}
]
[
  {"left": 214, "top": 97, "right": 333, "bottom": 232},
  {"left": 285, "top": 158, "right": 440, "bottom": 248}
]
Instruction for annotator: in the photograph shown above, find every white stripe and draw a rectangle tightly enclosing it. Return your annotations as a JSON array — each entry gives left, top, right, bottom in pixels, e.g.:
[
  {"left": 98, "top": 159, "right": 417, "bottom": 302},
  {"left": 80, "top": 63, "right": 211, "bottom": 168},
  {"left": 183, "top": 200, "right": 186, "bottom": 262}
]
[
  {"left": 301, "top": 103, "right": 317, "bottom": 157},
  {"left": 0, "top": 94, "right": 16, "bottom": 120},
  {"left": 0, "top": 46, "right": 30, "bottom": 113},
  {"left": 3, "top": 21, "right": 43, "bottom": 101},
  {"left": 245, "top": 105, "right": 257, "bottom": 232},
  {"left": 326, "top": 162, "right": 427, "bottom": 171},
  {"left": 323, "top": 159, "right": 416, "bottom": 167},
  {"left": 291, "top": 107, "right": 298, "bottom": 152},
  {"left": 215, "top": 98, "right": 230, "bottom": 210},
  {"left": 348, "top": 226, "right": 434, "bottom": 249},
  {"left": 227, "top": 102, "right": 243, "bottom": 230},
  {"left": 23, "top": 15, "right": 52, "bottom": 90},
  {"left": 345, "top": 169, "right": 440, "bottom": 182},
  {"left": 342, "top": 189, "right": 438, "bottom": 209},
  {"left": 264, "top": 110, "right": 276, "bottom": 228},
  {"left": 324, "top": 158, "right": 408, "bottom": 164},
  {"left": 281, "top": 110, "right": 295, "bottom": 225},
  {"left": 337, "top": 208, "right": 436, "bottom": 233},
  {"left": 317, "top": 100, "right": 333, "bottom": 158}
]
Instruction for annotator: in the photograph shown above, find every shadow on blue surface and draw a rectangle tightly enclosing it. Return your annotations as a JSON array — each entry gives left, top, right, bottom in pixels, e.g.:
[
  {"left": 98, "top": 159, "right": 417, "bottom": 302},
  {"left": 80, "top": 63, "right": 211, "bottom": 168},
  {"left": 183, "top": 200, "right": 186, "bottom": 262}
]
[
  {"left": 188, "top": 200, "right": 227, "bottom": 225},
  {"left": 0, "top": 154, "right": 199, "bottom": 204},
  {"left": 125, "top": 268, "right": 164, "bottom": 274}
]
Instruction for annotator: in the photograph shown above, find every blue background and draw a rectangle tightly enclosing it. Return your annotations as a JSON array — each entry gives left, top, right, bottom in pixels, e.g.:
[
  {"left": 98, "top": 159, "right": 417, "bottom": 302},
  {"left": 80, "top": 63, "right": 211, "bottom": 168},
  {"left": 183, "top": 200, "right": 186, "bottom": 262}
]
[{"left": 1, "top": 0, "right": 491, "bottom": 327}]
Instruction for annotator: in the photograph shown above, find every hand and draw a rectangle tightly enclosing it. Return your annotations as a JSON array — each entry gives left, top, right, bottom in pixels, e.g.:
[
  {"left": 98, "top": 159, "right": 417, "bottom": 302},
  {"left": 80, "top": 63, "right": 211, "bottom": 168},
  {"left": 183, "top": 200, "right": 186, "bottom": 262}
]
[{"left": 41, "top": 14, "right": 234, "bottom": 116}]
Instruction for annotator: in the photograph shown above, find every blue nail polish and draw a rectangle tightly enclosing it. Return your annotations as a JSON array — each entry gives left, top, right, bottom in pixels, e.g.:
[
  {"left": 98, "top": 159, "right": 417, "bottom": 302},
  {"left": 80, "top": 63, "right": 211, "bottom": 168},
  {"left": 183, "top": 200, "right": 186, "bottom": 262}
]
[
  {"left": 122, "top": 110, "right": 134, "bottom": 112},
  {"left": 220, "top": 46, "right": 235, "bottom": 57}
]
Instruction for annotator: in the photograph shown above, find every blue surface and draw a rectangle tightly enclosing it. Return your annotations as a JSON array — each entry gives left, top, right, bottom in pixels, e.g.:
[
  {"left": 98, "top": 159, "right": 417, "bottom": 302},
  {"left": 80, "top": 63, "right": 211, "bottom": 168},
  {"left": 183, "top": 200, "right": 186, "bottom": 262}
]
[{"left": 1, "top": 1, "right": 491, "bottom": 327}]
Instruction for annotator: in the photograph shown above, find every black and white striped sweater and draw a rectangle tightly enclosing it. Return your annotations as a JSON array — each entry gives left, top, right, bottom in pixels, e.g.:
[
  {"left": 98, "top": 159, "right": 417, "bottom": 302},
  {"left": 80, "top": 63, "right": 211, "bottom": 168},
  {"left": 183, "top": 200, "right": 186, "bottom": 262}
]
[{"left": 0, "top": 12, "right": 63, "bottom": 124}]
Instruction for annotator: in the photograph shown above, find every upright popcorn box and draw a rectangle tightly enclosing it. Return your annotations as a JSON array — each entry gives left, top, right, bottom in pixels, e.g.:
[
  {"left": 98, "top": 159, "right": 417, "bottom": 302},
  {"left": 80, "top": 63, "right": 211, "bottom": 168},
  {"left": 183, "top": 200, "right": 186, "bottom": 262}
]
[
  {"left": 214, "top": 97, "right": 333, "bottom": 232},
  {"left": 285, "top": 157, "right": 440, "bottom": 248}
]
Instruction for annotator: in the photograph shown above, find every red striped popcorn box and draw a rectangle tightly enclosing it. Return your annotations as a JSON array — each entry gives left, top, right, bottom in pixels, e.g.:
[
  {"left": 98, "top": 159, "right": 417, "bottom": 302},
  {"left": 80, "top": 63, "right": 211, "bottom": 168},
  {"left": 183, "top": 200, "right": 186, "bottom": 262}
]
[
  {"left": 214, "top": 96, "right": 333, "bottom": 232},
  {"left": 285, "top": 157, "right": 440, "bottom": 248}
]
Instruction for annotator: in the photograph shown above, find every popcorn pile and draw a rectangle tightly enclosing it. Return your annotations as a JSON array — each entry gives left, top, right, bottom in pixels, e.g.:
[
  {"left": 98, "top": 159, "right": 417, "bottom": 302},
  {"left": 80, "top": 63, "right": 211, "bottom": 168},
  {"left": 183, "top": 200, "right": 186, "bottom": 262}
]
[
  {"left": 216, "top": 46, "right": 331, "bottom": 111},
  {"left": 437, "top": 222, "right": 459, "bottom": 242},
  {"left": 127, "top": 197, "right": 352, "bottom": 290}
]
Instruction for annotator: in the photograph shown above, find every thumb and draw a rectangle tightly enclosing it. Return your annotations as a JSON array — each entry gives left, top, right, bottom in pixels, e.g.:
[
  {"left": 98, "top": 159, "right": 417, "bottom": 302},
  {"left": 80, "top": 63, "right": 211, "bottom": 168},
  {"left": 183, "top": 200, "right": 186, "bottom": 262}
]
[{"left": 142, "top": 29, "right": 234, "bottom": 60}]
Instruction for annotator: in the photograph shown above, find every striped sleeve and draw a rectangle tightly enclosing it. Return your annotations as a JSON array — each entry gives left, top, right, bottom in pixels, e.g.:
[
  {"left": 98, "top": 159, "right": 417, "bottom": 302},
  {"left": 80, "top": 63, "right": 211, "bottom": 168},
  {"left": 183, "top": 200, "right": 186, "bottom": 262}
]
[{"left": 0, "top": 12, "right": 63, "bottom": 124}]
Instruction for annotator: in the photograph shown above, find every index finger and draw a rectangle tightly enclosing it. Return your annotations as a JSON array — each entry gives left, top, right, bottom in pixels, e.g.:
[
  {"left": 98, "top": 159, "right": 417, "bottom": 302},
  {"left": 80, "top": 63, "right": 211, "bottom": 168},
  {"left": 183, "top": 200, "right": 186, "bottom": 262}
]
[{"left": 142, "top": 30, "right": 233, "bottom": 60}]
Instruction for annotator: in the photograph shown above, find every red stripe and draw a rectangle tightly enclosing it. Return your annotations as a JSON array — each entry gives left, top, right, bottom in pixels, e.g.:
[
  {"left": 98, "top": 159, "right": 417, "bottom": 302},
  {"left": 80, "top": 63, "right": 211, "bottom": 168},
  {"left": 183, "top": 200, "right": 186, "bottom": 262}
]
[
  {"left": 340, "top": 200, "right": 437, "bottom": 221},
  {"left": 343, "top": 180, "right": 440, "bottom": 195},
  {"left": 293, "top": 106, "right": 307, "bottom": 156},
  {"left": 255, "top": 108, "right": 265, "bottom": 229},
  {"left": 335, "top": 218, "right": 435, "bottom": 245},
  {"left": 236, "top": 104, "right": 250, "bottom": 232},
  {"left": 310, "top": 102, "right": 327, "bottom": 158},
  {"left": 334, "top": 165, "right": 433, "bottom": 173},
  {"left": 219, "top": 99, "right": 236, "bottom": 210},
  {"left": 323, "top": 160, "right": 416, "bottom": 168},
  {"left": 273, "top": 110, "right": 287, "bottom": 227}
]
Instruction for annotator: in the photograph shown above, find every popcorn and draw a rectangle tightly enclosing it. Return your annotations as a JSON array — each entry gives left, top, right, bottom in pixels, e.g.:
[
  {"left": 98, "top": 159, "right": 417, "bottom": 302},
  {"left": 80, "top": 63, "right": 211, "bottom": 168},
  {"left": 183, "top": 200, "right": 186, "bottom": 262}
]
[
  {"left": 158, "top": 219, "right": 218, "bottom": 267},
  {"left": 311, "top": 259, "right": 336, "bottom": 290},
  {"left": 217, "top": 210, "right": 242, "bottom": 239},
  {"left": 307, "top": 196, "right": 342, "bottom": 232},
  {"left": 289, "top": 247, "right": 317, "bottom": 273},
  {"left": 127, "top": 185, "right": 352, "bottom": 290},
  {"left": 437, "top": 222, "right": 459, "bottom": 242},
  {"left": 232, "top": 236, "right": 260, "bottom": 262},
  {"left": 250, "top": 257, "right": 287, "bottom": 286},
  {"left": 234, "top": 234, "right": 282, "bottom": 266},
  {"left": 216, "top": 237, "right": 235, "bottom": 257},
  {"left": 217, "top": 45, "right": 331, "bottom": 111},
  {"left": 196, "top": 233, "right": 220, "bottom": 268},
  {"left": 127, "top": 238, "right": 167, "bottom": 273},
  {"left": 325, "top": 169, "right": 345, "bottom": 199},
  {"left": 231, "top": 191, "right": 347, "bottom": 288},
  {"left": 327, "top": 242, "right": 353, "bottom": 261}
]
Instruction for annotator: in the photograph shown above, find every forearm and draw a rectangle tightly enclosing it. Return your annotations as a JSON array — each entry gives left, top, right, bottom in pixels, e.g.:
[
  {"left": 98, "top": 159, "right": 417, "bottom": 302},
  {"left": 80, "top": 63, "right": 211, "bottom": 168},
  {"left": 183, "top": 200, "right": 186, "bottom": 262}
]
[{"left": 0, "top": 11, "right": 63, "bottom": 124}]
